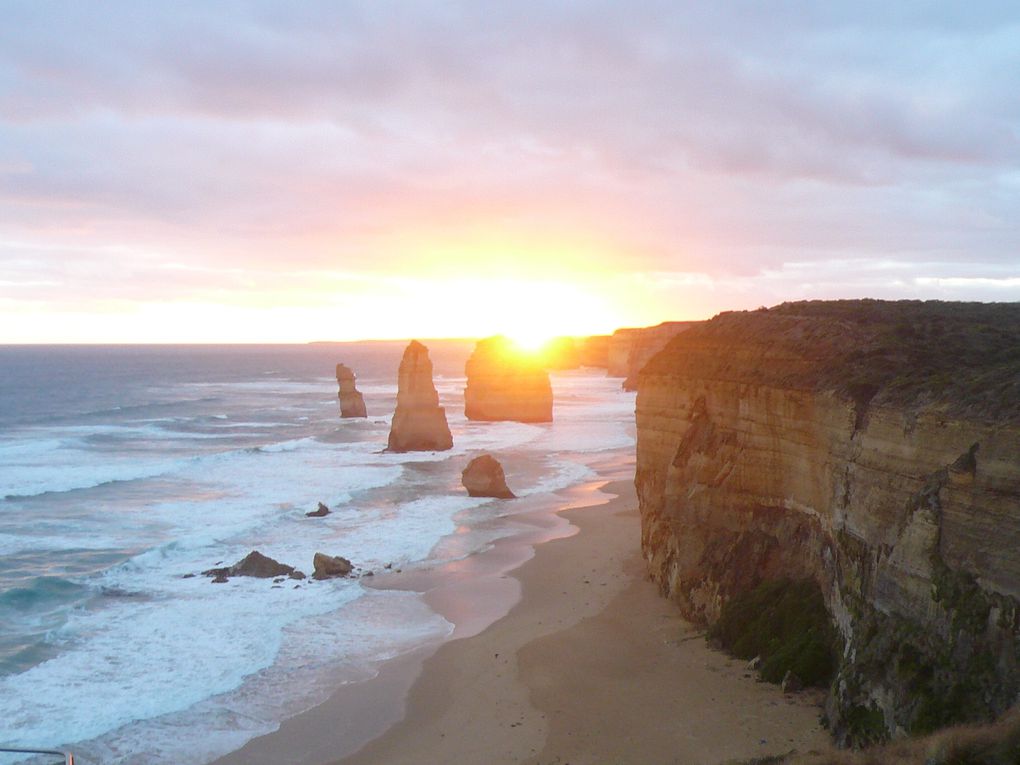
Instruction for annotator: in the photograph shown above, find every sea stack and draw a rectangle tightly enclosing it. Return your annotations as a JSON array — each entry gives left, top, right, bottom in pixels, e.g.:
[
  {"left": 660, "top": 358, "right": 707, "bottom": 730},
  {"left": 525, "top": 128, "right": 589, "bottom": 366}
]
[
  {"left": 336, "top": 363, "right": 367, "bottom": 418},
  {"left": 464, "top": 336, "right": 553, "bottom": 422},
  {"left": 462, "top": 454, "right": 516, "bottom": 498},
  {"left": 386, "top": 341, "right": 453, "bottom": 452}
]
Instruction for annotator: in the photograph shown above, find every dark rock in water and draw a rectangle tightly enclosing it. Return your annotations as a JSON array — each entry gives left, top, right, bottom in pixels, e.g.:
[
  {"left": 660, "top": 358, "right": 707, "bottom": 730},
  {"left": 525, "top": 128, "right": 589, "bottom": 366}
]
[
  {"left": 386, "top": 341, "right": 453, "bottom": 452},
  {"left": 202, "top": 550, "right": 305, "bottom": 582},
  {"left": 306, "top": 502, "right": 330, "bottom": 517},
  {"left": 313, "top": 552, "right": 353, "bottom": 580},
  {"left": 336, "top": 363, "right": 368, "bottom": 418},
  {"left": 462, "top": 454, "right": 516, "bottom": 499}
]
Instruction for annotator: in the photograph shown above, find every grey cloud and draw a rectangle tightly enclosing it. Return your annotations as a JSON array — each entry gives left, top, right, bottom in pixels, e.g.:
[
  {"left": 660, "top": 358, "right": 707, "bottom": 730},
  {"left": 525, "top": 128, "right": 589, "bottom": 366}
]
[{"left": 0, "top": 1, "right": 1019, "bottom": 302}]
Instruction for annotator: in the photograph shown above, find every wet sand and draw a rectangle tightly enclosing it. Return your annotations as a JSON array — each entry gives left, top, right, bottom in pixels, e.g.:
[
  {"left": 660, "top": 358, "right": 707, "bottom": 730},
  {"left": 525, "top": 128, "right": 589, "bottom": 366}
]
[{"left": 219, "top": 464, "right": 832, "bottom": 765}]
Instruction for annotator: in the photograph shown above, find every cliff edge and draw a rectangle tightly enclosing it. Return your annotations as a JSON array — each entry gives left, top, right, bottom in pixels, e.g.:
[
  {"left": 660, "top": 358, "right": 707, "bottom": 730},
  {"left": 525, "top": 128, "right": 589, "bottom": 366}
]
[
  {"left": 635, "top": 300, "right": 1020, "bottom": 745},
  {"left": 608, "top": 321, "right": 696, "bottom": 390}
]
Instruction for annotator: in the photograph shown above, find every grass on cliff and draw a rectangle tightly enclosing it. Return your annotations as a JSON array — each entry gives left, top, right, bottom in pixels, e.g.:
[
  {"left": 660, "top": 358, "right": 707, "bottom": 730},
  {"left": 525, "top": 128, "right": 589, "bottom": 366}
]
[
  {"left": 744, "top": 705, "right": 1020, "bottom": 765},
  {"left": 709, "top": 578, "right": 836, "bottom": 688},
  {"left": 644, "top": 300, "right": 1020, "bottom": 424}
]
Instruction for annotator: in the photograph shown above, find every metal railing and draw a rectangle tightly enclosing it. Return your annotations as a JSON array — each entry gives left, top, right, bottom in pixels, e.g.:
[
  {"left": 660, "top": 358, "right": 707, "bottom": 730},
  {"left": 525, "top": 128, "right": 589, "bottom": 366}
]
[{"left": 0, "top": 748, "right": 73, "bottom": 765}]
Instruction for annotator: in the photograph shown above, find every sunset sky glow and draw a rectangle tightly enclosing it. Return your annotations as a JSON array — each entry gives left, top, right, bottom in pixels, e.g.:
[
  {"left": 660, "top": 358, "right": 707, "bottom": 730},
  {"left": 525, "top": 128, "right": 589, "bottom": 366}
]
[{"left": 2, "top": 2, "right": 1019, "bottom": 342}]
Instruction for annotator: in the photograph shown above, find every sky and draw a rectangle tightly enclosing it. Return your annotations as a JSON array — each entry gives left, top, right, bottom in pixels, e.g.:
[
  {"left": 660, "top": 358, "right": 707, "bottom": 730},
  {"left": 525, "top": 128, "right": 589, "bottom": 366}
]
[{"left": 1, "top": 1, "right": 1019, "bottom": 343}]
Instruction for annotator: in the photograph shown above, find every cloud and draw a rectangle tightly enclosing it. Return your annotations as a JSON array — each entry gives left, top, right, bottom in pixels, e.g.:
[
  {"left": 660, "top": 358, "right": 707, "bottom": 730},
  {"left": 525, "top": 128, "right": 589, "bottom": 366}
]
[{"left": 1, "top": 2, "right": 1019, "bottom": 338}]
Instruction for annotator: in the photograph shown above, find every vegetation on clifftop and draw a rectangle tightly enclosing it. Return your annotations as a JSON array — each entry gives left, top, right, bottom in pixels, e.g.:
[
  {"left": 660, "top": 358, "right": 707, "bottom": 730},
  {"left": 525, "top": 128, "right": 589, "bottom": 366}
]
[{"left": 642, "top": 300, "right": 1020, "bottom": 423}]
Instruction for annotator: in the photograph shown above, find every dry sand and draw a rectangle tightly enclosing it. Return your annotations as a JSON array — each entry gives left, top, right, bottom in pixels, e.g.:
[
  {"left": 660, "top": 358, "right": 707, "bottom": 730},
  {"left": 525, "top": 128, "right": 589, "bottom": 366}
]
[{"left": 220, "top": 465, "right": 833, "bottom": 765}]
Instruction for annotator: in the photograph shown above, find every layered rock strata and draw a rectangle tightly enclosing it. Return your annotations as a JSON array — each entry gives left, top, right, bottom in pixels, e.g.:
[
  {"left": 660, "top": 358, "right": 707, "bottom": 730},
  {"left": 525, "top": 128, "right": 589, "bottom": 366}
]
[
  {"left": 464, "top": 336, "right": 553, "bottom": 422},
  {"left": 387, "top": 341, "right": 453, "bottom": 452},
  {"left": 635, "top": 301, "right": 1020, "bottom": 745},
  {"left": 462, "top": 454, "right": 516, "bottom": 498},
  {"left": 336, "top": 363, "right": 367, "bottom": 418},
  {"left": 607, "top": 321, "right": 696, "bottom": 390}
]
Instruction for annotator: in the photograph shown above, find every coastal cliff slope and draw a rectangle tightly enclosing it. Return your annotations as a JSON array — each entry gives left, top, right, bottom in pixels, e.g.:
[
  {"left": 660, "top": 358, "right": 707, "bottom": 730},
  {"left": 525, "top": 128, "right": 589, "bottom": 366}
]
[
  {"left": 608, "top": 321, "right": 697, "bottom": 389},
  {"left": 634, "top": 300, "right": 1020, "bottom": 744}
]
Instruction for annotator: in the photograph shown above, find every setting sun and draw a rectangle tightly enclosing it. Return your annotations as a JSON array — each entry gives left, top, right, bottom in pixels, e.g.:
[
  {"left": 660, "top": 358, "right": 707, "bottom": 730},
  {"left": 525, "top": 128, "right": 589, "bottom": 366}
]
[{"left": 504, "top": 329, "right": 556, "bottom": 352}]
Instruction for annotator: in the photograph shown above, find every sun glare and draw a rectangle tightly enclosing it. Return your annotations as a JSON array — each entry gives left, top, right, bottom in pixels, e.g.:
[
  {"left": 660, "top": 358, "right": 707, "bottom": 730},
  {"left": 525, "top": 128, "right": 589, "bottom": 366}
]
[{"left": 506, "top": 330, "right": 554, "bottom": 352}]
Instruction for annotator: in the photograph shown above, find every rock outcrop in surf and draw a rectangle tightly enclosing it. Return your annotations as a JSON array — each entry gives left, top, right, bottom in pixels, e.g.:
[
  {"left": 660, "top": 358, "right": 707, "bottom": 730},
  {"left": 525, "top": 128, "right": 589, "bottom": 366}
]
[
  {"left": 336, "top": 363, "right": 367, "bottom": 418},
  {"left": 202, "top": 551, "right": 306, "bottom": 583},
  {"left": 462, "top": 454, "right": 516, "bottom": 498},
  {"left": 464, "top": 336, "right": 552, "bottom": 422},
  {"left": 387, "top": 341, "right": 453, "bottom": 452},
  {"left": 312, "top": 552, "right": 353, "bottom": 579}
]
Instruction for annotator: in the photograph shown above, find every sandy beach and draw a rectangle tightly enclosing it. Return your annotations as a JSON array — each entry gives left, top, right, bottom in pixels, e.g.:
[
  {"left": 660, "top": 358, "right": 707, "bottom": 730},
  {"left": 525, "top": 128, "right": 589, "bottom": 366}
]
[{"left": 217, "top": 454, "right": 832, "bottom": 765}]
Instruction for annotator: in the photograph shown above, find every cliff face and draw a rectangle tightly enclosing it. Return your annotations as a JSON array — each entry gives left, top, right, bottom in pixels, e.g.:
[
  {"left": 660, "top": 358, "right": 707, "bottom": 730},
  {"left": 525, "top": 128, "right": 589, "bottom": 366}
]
[
  {"left": 608, "top": 321, "right": 696, "bottom": 389},
  {"left": 635, "top": 301, "right": 1020, "bottom": 744},
  {"left": 387, "top": 341, "right": 453, "bottom": 452},
  {"left": 465, "top": 336, "right": 553, "bottom": 423},
  {"left": 336, "top": 363, "right": 367, "bottom": 418}
]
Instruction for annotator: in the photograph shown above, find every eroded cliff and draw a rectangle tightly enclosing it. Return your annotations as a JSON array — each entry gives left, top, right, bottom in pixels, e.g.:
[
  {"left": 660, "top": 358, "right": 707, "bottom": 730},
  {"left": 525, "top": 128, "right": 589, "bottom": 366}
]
[
  {"left": 608, "top": 321, "right": 696, "bottom": 389},
  {"left": 635, "top": 300, "right": 1020, "bottom": 744}
]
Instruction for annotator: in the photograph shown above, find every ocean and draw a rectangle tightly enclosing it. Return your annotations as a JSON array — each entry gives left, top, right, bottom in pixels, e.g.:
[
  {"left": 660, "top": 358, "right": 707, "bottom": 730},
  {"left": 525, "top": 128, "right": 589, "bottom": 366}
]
[{"left": 0, "top": 343, "right": 636, "bottom": 764}]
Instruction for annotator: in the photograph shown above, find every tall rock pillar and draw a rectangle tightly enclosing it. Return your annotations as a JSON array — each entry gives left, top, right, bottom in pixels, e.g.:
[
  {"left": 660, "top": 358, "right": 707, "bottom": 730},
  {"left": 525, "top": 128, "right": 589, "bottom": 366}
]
[
  {"left": 336, "top": 363, "right": 367, "bottom": 418},
  {"left": 387, "top": 341, "right": 454, "bottom": 452}
]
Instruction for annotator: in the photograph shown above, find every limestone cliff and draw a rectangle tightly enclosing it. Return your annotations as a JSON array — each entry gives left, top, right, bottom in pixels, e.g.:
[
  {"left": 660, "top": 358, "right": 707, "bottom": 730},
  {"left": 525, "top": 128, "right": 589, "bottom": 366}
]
[
  {"left": 387, "top": 341, "right": 453, "bottom": 452},
  {"left": 464, "top": 336, "right": 553, "bottom": 423},
  {"left": 336, "top": 363, "right": 367, "bottom": 418},
  {"left": 635, "top": 300, "right": 1020, "bottom": 745},
  {"left": 608, "top": 321, "right": 696, "bottom": 389}
]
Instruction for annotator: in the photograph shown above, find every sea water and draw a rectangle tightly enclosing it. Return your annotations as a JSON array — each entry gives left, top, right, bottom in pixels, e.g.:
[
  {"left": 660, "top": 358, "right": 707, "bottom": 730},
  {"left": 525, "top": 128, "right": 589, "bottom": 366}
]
[{"left": 0, "top": 343, "right": 635, "bottom": 763}]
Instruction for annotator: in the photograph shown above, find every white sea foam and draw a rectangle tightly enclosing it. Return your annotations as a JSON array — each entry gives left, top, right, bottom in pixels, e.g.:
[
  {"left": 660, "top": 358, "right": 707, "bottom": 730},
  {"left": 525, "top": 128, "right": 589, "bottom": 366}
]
[
  {"left": 0, "top": 575, "right": 364, "bottom": 751},
  {"left": 70, "top": 590, "right": 453, "bottom": 765},
  {"left": 0, "top": 444, "right": 183, "bottom": 498}
]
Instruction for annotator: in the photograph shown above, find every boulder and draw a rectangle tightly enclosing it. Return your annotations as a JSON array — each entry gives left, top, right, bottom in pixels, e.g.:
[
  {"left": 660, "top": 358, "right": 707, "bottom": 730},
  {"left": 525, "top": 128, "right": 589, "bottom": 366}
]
[
  {"left": 336, "top": 363, "right": 368, "bottom": 418},
  {"left": 462, "top": 454, "right": 516, "bottom": 499},
  {"left": 781, "top": 670, "right": 803, "bottom": 694},
  {"left": 203, "top": 550, "right": 305, "bottom": 582},
  {"left": 386, "top": 341, "right": 453, "bottom": 452},
  {"left": 464, "top": 336, "right": 552, "bottom": 422},
  {"left": 313, "top": 552, "right": 354, "bottom": 580},
  {"left": 306, "top": 502, "right": 330, "bottom": 517}
]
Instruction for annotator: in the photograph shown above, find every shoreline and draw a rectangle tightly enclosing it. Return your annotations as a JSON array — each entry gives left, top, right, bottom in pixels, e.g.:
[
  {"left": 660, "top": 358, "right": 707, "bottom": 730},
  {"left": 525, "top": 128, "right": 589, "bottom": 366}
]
[
  {"left": 210, "top": 455, "right": 629, "bottom": 765},
  {"left": 217, "top": 453, "right": 833, "bottom": 765}
]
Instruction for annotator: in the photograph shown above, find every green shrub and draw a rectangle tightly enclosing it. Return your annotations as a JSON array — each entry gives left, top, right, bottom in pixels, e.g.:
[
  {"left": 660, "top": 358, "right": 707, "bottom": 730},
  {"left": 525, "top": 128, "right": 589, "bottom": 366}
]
[{"left": 709, "top": 578, "right": 837, "bottom": 688}]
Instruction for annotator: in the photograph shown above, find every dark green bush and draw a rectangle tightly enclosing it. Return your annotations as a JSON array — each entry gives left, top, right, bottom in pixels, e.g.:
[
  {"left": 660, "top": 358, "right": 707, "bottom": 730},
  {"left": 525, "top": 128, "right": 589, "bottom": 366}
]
[{"left": 709, "top": 578, "right": 837, "bottom": 688}]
